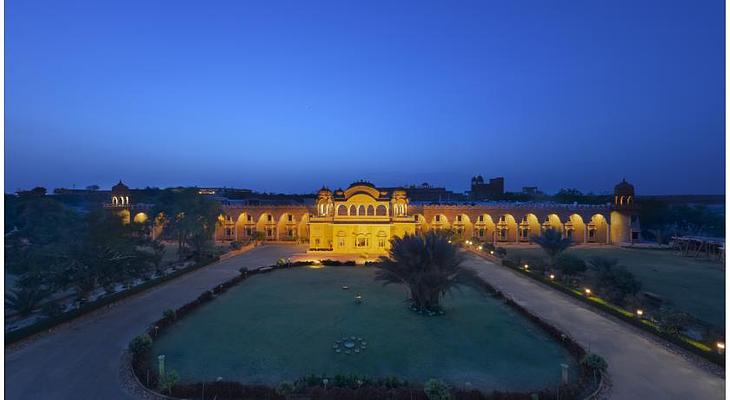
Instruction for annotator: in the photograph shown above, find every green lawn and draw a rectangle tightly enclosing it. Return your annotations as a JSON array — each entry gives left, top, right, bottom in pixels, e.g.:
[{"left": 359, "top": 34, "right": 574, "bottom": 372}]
[
  {"left": 151, "top": 266, "right": 576, "bottom": 391},
  {"left": 504, "top": 246, "right": 725, "bottom": 328}
]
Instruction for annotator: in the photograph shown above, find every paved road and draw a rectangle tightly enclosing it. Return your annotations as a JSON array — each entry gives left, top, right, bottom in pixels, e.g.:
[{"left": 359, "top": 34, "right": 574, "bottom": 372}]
[
  {"left": 462, "top": 253, "right": 725, "bottom": 400},
  {"left": 5, "top": 245, "right": 305, "bottom": 400}
]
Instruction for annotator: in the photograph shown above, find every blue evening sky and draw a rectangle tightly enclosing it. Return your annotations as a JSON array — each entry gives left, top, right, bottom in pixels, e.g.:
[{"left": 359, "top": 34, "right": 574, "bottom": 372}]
[{"left": 6, "top": 0, "right": 725, "bottom": 195}]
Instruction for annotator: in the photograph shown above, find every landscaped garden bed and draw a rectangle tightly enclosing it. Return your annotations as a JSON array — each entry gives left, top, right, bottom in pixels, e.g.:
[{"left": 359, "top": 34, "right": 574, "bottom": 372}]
[{"left": 129, "top": 259, "right": 606, "bottom": 399}]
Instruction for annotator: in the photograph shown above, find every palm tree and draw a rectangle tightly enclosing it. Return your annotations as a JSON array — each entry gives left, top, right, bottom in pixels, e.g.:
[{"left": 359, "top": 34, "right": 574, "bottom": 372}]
[
  {"left": 530, "top": 228, "right": 573, "bottom": 267},
  {"left": 375, "top": 231, "right": 477, "bottom": 312}
]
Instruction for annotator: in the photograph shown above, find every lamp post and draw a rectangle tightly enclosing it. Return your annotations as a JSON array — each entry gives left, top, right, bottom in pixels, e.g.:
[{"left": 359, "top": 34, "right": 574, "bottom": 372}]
[{"left": 158, "top": 355, "right": 165, "bottom": 378}]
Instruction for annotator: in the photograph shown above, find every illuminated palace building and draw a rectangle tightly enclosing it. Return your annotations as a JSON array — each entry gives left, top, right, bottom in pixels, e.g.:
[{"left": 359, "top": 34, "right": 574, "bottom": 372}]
[{"left": 210, "top": 180, "right": 640, "bottom": 256}]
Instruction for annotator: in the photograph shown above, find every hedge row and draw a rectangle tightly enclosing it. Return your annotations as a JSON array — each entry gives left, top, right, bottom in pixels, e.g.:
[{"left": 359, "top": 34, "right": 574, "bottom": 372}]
[
  {"left": 492, "top": 252, "right": 724, "bottom": 366},
  {"left": 6, "top": 254, "right": 222, "bottom": 345},
  {"left": 132, "top": 261, "right": 601, "bottom": 400}
]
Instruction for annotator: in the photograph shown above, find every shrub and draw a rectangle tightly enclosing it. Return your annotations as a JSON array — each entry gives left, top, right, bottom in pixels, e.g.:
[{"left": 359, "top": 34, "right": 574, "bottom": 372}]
[
  {"left": 494, "top": 247, "right": 507, "bottom": 258},
  {"left": 230, "top": 240, "right": 243, "bottom": 250},
  {"left": 42, "top": 301, "right": 65, "bottom": 318},
  {"left": 128, "top": 334, "right": 153, "bottom": 357},
  {"left": 556, "top": 254, "right": 586, "bottom": 276},
  {"left": 581, "top": 353, "right": 608, "bottom": 372},
  {"left": 424, "top": 379, "right": 451, "bottom": 400},
  {"left": 163, "top": 309, "right": 177, "bottom": 321},
  {"left": 276, "top": 380, "right": 295, "bottom": 396}
]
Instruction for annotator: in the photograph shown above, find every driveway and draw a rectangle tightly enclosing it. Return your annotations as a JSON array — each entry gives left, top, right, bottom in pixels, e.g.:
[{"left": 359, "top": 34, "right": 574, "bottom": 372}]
[
  {"left": 5, "top": 244, "right": 305, "bottom": 400},
  {"left": 461, "top": 253, "right": 725, "bottom": 400}
]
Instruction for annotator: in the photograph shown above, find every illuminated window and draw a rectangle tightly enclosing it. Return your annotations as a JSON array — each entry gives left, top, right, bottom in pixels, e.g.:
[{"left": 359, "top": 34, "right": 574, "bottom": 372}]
[
  {"left": 288, "top": 215, "right": 293, "bottom": 222},
  {"left": 378, "top": 239, "right": 385, "bottom": 247},
  {"left": 356, "top": 237, "right": 369, "bottom": 247},
  {"left": 435, "top": 215, "right": 441, "bottom": 222},
  {"left": 367, "top": 205, "right": 375, "bottom": 216},
  {"left": 457, "top": 215, "right": 462, "bottom": 222},
  {"left": 337, "top": 205, "right": 347, "bottom": 215},
  {"left": 267, "top": 215, "right": 273, "bottom": 222}
]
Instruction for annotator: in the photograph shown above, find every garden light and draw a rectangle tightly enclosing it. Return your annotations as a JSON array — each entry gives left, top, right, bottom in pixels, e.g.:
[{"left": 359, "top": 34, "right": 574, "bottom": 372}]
[
  {"left": 523, "top": 264, "right": 529, "bottom": 270},
  {"left": 549, "top": 274, "right": 555, "bottom": 280},
  {"left": 477, "top": 246, "right": 482, "bottom": 250},
  {"left": 584, "top": 288, "right": 592, "bottom": 296},
  {"left": 490, "top": 250, "right": 494, "bottom": 255},
  {"left": 717, "top": 342, "right": 725, "bottom": 354},
  {"left": 636, "top": 309, "right": 644, "bottom": 317}
]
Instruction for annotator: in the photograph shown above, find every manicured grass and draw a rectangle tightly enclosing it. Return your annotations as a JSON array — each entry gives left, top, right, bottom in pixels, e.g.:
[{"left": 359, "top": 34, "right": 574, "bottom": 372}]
[
  {"left": 151, "top": 266, "right": 577, "bottom": 391},
  {"left": 505, "top": 246, "right": 725, "bottom": 328}
]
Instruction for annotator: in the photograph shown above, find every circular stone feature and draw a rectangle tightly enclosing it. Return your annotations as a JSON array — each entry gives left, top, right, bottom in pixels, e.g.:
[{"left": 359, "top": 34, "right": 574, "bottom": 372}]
[{"left": 334, "top": 336, "right": 367, "bottom": 354}]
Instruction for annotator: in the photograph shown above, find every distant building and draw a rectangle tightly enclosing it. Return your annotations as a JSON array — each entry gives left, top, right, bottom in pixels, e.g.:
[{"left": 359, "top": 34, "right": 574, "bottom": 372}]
[
  {"left": 522, "top": 186, "right": 540, "bottom": 195},
  {"left": 381, "top": 183, "right": 466, "bottom": 203},
  {"left": 469, "top": 176, "right": 504, "bottom": 200}
]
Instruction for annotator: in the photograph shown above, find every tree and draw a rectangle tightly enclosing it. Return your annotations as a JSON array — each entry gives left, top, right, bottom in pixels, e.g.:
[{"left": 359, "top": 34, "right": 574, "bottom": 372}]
[
  {"left": 375, "top": 231, "right": 477, "bottom": 312},
  {"left": 153, "top": 189, "right": 221, "bottom": 260},
  {"left": 530, "top": 228, "right": 573, "bottom": 267},
  {"left": 587, "top": 257, "right": 641, "bottom": 305},
  {"left": 555, "top": 253, "right": 586, "bottom": 276}
]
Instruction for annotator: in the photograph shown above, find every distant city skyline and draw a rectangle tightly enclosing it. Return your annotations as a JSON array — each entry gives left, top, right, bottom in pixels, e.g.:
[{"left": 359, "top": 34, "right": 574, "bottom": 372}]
[{"left": 6, "top": 0, "right": 725, "bottom": 195}]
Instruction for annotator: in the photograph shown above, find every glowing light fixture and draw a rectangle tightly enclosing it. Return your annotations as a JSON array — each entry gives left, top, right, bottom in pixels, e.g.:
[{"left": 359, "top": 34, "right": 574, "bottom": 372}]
[{"left": 636, "top": 309, "right": 644, "bottom": 317}]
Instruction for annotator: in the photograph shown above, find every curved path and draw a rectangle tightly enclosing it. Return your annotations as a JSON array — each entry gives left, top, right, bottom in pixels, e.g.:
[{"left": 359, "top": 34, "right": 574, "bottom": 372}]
[
  {"left": 5, "top": 245, "right": 305, "bottom": 400},
  {"left": 462, "top": 253, "right": 725, "bottom": 400}
]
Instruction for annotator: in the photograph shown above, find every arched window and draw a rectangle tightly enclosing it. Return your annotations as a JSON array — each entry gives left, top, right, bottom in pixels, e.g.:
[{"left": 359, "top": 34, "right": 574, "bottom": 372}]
[
  {"left": 358, "top": 205, "right": 366, "bottom": 215},
  {"left": 376, "top": 205, "right": 387, "bottom": 216},
  {"left": 367, "top": 205, "right": 375, "bottom": 216},
  {"left": 112, "top": 196, "right": 118, "bottom": 206},
  {"left": 349, "top": 205, "right": 357, "bottom": 215},
  {"left": 337, "top": 205, "right": 347, "bottom": 215}
]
